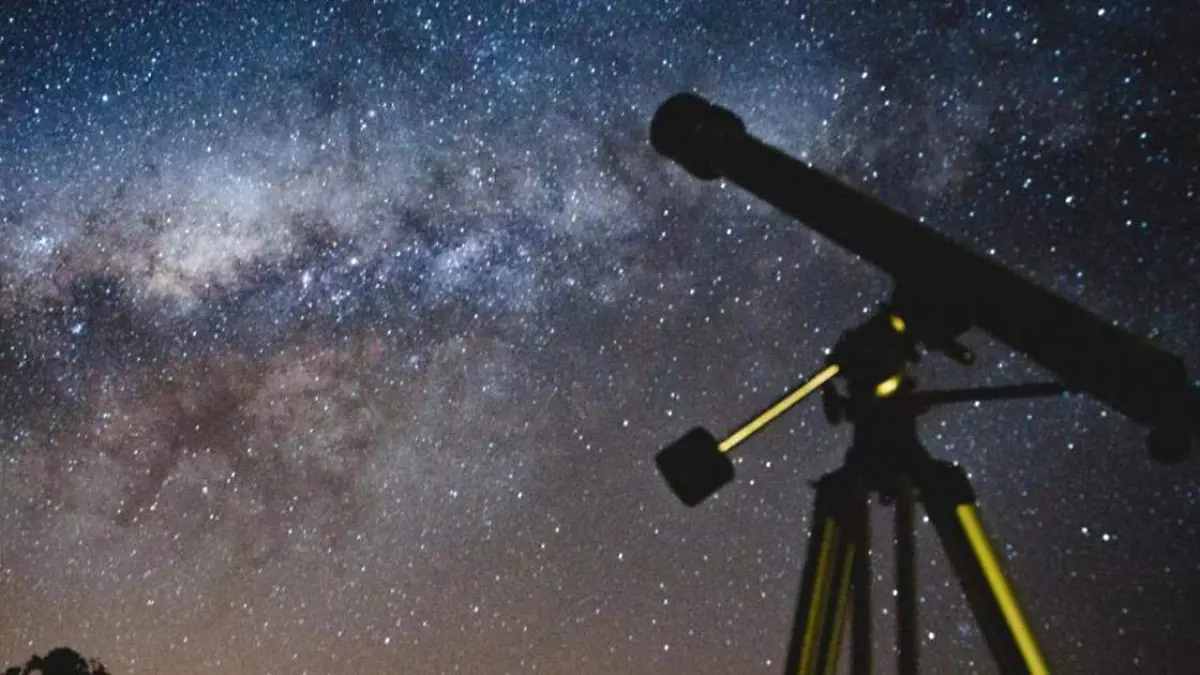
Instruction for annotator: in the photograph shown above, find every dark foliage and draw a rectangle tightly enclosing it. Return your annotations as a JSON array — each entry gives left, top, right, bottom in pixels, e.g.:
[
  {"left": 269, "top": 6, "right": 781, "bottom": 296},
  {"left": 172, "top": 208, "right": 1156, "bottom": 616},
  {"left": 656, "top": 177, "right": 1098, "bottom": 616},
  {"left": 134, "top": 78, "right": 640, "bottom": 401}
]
[{"left": 1, "top": 647, "right": 110, "bottom": 675}]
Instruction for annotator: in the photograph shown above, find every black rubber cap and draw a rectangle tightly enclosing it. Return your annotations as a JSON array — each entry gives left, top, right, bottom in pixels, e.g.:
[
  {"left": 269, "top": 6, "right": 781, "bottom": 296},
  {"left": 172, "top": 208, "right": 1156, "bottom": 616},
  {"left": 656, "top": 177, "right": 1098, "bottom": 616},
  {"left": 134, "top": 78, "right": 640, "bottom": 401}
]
[{"left": 649, "top": 93, "right": 746, "bottom": 180}]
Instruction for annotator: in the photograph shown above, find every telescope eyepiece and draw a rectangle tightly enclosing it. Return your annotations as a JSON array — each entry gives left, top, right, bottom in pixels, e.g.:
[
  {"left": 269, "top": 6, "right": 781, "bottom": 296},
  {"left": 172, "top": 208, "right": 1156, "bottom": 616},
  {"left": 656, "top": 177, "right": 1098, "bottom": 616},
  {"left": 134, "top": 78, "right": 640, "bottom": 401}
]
[{"left": 650, "top": 93, "right": 746, "bottom": 180}]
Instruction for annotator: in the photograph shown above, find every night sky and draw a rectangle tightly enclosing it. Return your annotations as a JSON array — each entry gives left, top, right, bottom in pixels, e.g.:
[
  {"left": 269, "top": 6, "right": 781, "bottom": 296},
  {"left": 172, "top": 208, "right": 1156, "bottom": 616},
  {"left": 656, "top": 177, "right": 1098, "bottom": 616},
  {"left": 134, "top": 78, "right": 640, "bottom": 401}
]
[{"left": 2, "top": 1, "right": 1198, "bottom": 673}]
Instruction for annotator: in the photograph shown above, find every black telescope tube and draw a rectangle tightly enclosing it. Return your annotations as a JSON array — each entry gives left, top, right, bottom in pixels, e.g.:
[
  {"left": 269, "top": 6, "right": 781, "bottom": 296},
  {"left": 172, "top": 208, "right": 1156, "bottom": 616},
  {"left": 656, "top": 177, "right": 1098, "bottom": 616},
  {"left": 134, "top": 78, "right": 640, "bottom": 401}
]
[{"left": 651, "top": 93, "right": 1199, "bottom": 451}]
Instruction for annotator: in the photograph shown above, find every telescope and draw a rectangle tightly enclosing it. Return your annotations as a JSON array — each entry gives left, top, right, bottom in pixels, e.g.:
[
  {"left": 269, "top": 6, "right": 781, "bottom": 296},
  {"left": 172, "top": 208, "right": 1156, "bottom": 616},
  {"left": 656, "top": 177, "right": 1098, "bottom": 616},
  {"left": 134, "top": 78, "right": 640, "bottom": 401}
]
[
  {"left": 650, "top": 92, "right": 1199, "bottom": 464},
  {"left": 648, "top": 93, "right": 1198, "bottom": 674}
]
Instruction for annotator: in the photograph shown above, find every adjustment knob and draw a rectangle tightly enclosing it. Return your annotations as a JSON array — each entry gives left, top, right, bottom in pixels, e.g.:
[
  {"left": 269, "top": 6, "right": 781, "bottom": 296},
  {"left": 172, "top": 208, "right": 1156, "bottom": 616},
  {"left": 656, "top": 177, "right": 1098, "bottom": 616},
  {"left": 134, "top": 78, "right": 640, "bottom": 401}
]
[{"left": 1146, "top": 425, "right": 1194, "bottom": 465}]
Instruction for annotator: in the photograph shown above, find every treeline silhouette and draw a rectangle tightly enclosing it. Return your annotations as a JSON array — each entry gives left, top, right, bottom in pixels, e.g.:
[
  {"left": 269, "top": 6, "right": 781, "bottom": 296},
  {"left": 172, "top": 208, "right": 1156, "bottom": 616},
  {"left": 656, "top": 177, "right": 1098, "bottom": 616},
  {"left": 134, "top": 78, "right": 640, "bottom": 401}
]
[{"left": 2, "top": 647, "right": 110, "bottom": 675}]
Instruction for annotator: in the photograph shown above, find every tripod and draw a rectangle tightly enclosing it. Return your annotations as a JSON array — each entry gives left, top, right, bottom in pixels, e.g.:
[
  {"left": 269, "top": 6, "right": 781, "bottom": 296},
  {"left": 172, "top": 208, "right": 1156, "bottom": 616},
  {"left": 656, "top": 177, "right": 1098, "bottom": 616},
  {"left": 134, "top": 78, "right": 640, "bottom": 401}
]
[{"left": 656, "top": 303, "right": 1060, "bottom": 674}]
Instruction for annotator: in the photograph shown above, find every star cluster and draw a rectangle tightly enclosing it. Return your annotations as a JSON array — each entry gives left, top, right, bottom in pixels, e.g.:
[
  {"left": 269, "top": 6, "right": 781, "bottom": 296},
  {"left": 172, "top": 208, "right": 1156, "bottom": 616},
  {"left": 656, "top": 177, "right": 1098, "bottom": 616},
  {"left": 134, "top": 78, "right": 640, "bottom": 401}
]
[{"left": 1, "top": 1, "right": 1197, "bottom": 673}]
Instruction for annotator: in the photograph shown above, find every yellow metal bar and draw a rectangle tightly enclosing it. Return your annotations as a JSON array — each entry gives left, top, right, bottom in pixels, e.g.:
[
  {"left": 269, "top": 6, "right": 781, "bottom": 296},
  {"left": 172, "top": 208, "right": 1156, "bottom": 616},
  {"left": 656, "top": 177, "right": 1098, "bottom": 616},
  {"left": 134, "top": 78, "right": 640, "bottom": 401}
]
[
  {"left": 822, "top": 542, "right": 857, "bottom": 675},
  {"left": 955, "top": 505, "right": 1049, "bottom": 675},
  {"left": 798, "top": 519, "right": 839, "bottom": 675},
  {"left": 719, "top": 364, "right": 841, "bottom": 453}
]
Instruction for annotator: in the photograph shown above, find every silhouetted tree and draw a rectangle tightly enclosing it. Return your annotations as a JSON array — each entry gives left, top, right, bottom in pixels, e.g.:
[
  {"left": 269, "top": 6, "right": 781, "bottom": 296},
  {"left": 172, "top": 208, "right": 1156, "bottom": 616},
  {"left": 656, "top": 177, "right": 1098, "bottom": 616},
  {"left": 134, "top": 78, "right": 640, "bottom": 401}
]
[{"left": 1, "top": 647, "right": 110, "bottom": 675}]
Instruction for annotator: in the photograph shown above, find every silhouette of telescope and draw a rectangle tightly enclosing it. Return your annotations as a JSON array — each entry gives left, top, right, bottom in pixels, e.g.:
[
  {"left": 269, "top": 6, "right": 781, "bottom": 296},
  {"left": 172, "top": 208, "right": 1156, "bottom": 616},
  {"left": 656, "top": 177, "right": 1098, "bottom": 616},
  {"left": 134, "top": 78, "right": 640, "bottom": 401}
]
[{"left": 650, "top": 92, "right": 1199, "bottom": 463}]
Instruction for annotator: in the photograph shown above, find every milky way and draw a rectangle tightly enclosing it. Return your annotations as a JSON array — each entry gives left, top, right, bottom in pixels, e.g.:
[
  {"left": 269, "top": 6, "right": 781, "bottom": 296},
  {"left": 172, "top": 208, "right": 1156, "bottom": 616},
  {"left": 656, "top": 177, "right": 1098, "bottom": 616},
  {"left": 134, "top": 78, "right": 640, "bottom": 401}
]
[{"left": 2, "top": 2, "right": 1198, "bottom": 673}]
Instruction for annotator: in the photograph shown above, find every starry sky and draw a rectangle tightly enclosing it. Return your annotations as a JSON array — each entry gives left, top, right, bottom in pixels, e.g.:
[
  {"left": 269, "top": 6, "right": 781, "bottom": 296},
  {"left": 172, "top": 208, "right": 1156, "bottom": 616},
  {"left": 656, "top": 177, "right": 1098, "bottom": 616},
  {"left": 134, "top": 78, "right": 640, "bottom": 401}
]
[{"left": 1, "top": 1, "right": 1198, "bottom": 673}]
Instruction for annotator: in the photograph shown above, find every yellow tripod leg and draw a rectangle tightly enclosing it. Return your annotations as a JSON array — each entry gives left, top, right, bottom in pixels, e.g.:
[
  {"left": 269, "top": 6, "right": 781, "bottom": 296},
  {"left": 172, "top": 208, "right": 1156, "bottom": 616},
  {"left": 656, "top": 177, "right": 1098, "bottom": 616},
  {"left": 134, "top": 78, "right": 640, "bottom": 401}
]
[
  {"left": 956, "top": 504, "right": 1049, "bottom": 674},
  {"left": 786, "top": 471, "right": 864, "bottom": 675},
  {"left": 919, "top": 461, "right": 1049, "bottom": 675}
]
